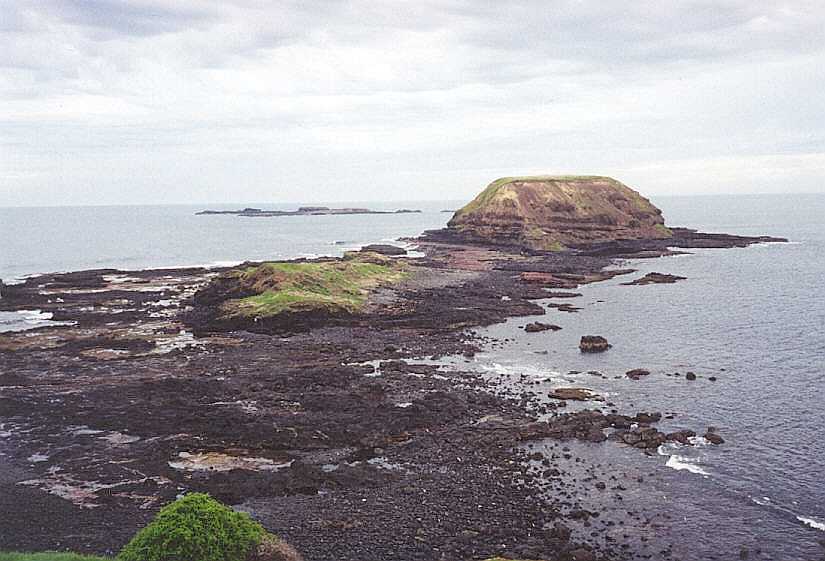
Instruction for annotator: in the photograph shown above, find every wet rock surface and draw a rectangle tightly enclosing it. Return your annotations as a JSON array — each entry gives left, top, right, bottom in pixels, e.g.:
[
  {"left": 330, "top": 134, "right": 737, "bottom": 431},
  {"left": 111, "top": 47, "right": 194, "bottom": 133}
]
[
  {"left": 524, "top": 322, "right": 563, "bottom": 333},
  {"left": 358, "top": 244, "right": 408, "bottom": 256},
  {"left": 0, "top": 228, "right": 778, "bottom": 559},
  {"left": 621, "top": 272, "right": 687, "bottom": 286},
  {"left": 625, "top": 369, "right": 651, "bottom": 380},
  {"left": 579, "top": 336, "right": 611, "bottom": 353}
]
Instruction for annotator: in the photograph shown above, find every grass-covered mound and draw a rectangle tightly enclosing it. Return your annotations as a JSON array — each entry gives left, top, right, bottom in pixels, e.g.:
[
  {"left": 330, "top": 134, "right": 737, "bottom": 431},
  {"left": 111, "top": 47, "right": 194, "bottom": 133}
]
[
  {"left": 219, "top": 255, "right": 408, "bottom": 319},
  {"left": 0, "top": 554, "right": 109, "bottom": 561},
  {"left": 117, "top": 493, "right": 264, "bottom": 561}
]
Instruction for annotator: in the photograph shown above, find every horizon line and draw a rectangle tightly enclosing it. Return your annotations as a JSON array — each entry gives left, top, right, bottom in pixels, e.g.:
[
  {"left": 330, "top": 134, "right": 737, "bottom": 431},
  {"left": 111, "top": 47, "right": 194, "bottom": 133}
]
[{"left": 1, "top": 190, "right": 823, "bottom": 210}]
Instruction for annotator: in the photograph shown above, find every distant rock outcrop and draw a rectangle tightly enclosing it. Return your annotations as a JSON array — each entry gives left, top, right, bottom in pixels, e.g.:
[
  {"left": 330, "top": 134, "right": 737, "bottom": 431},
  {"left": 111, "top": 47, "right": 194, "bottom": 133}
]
[
  {"left": 197, "top": 207, "right": 421, "bottom": 217},
  {"left": 445, "top": 176, "right": 671, "bottom": 251},
  {"left": 579, "top": 335, "right": 611, "bottom": 353}
]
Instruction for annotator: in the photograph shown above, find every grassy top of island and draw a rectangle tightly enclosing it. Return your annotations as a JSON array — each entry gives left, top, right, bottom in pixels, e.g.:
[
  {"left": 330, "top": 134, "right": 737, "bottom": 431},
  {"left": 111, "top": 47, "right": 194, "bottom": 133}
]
[{"left": 218, "top": 253, "right": 409, "bottom": 319}]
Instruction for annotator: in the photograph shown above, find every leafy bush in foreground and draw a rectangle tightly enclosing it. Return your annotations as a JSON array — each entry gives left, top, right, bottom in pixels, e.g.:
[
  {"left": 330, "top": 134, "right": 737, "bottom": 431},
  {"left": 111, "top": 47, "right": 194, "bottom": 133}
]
[{"left": 117, "top": 493, "right": 264, "bottom": 561}]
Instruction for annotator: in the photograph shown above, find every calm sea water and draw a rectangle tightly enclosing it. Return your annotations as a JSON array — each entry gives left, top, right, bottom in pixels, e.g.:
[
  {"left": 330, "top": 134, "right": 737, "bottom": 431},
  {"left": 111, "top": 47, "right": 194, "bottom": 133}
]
[
  {"left": 1, "top": 194, "right": 824, "bottom": 559},
  {"left": 0, "top": 201, "right": 462, "bottom": 283},
  {"left": 464, "top": 193, "right": 825, "bottom": 560}
]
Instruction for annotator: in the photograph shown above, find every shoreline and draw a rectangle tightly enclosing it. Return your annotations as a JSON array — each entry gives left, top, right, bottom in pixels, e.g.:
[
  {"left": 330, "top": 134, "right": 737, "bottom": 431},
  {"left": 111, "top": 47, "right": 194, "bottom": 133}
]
[{"left": 0, "top": 229, "right": 792, "bottom": 559}]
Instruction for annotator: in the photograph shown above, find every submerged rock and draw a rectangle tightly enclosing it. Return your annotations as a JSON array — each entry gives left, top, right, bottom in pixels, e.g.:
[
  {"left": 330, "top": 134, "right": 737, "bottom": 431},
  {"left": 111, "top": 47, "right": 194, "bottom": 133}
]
[
  {"left": 523, "top": 322, "right": 562, "bottom": 333},
  {"left": 622, "top": 272, "right": 687, "bottom": 285},
  {"left": 666, "top": 429, "right": 697, "bottom": 444},
  {"left": 548, "top": 388, "right": 601, "bottom": 401},
  {"left": 625, "top": 368, "right": 650, "bottom": 380},
  {"left": 445, "top": 176, "right": 670, "bottom": 251},
  {"left": 579, "top": 336, "right": 611, "bottom": 353},
  {"left": 704, "top": 429, "right": 725, "bottom": 445}
]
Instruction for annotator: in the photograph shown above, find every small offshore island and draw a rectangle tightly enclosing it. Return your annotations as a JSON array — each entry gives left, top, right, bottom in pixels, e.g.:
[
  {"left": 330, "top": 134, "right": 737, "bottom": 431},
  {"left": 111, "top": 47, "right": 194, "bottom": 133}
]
[
  {"left": 196, "top": 206, "right": 422, "bottom": 217},
  {"left": 0, "top": 176, "right": 787, "bottom": 561}
]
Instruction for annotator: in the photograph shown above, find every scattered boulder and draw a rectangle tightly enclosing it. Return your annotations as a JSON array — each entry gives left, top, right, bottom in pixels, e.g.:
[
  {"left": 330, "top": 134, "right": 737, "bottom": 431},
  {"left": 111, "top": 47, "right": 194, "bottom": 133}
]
[
  {"left": 686, "top": 372, "right": 697, "bottom": 381},
  {"left": 666, "top": 429, "right": 697, "bottom": 444},
  {"left": 704, "top": 429, "right": 725, "bottom": 445},
  {"left": 622, "top": 272, "right": 687, "bottom": 286},
  {"left": 523, "top": 322, "right": 562, "bottom": 333},
  {"left": 625, "top": 368, "right": 650, "bottom": 380},
  {"left": 579, "top": 336, "right": 610, "bottom": 353},
  {"left": 548, "top": 388, "right": 601, "bottom": 401},
  {"left": 612, "top": 426, "right": 667, "bottom": 450}
]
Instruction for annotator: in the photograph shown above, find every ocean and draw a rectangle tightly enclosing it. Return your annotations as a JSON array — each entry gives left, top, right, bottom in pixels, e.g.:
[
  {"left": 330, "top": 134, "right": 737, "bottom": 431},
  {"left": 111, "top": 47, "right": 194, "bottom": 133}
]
[{"left": 1, "top": 194, "right": 824, "bottom": 559}]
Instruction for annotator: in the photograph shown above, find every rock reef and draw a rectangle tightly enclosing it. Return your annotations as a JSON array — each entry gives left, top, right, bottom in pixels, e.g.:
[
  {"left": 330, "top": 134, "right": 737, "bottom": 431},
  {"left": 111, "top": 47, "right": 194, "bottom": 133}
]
[{"left": 197, "top": 206, "right": 421, "bottom": 217}]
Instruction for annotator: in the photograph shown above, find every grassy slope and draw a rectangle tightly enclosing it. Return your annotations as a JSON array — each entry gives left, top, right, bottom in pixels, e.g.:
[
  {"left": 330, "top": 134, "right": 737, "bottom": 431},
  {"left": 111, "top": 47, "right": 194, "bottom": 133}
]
[
  {"left": 454, "top": 175, "right": 613, "bottom": 217},
  {"left": 221, "top": 257, "right": 408, "bottom": 318},
  {"left": 0, "top": 554, "right": 109, "bottom": 561}
]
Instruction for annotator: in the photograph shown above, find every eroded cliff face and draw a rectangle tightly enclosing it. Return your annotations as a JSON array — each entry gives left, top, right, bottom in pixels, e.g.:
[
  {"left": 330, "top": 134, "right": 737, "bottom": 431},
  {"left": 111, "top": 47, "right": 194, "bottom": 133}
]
[{"left": 447, "top": 176, "right": 671, "bottom": 250}]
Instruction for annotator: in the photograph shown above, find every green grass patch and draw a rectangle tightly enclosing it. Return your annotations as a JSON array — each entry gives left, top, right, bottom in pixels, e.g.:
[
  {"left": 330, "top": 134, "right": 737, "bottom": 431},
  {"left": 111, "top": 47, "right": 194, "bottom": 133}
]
[
  {"left": 0, "top": 554, "right": 109, "bottom": 561},
  {"left": 117, "top": 493, "right": 264, "bottom": 561},
  {"left": 222, "top": 257, "right": 408, "bottom": 318}
]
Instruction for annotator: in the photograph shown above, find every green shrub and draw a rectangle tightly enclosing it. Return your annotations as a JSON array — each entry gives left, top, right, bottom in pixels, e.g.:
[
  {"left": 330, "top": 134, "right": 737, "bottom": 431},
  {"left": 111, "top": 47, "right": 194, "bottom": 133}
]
[{"left": 117, "top": 493, "right": 264, "bottom": 561}]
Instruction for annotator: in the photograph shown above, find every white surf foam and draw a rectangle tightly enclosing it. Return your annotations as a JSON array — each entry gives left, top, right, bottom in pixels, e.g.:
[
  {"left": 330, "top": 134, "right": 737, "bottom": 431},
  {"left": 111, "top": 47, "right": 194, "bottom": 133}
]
[
  {"left": 797, "top": 516, "right": 825, "bottom": 531},
  {"left": 0, "top": 310, "right": 76, "bottom": 333},
  {"left": 658, "top": 443, "right": 710, "bottom": 476},
  {"left": 664, "top": 454, "right": 709, "bottom": 476}
]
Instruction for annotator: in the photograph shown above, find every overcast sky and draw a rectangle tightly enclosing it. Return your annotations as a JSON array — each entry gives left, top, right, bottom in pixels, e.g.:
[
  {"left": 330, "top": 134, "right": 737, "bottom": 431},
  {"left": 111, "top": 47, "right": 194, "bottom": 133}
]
[{"left": 2, "top": 1, "right": 824, "bottom": 206}]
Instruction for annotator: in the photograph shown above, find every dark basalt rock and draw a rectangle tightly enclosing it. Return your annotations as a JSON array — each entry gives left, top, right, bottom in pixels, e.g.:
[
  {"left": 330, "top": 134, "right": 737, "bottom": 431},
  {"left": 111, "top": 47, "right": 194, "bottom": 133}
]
[
  {"left": 704, "top": 429, "right": 725, "bottom": 445},
  {"left": 548, "top": 388, "right": 600, "bottom": 401},
  {"left": 666, "top": 429, "right": 697, "bottom": 444},
  {"left": 549, "top": 302, "right": 581, "bottom": 313},
  {"left": 580, "top": 335, "right": 610, "bottom": 353},
  {"left": 625, "top": 368, "right": 650, "bottom": 380},
  {"left": 523, "top": 321, "right": 562, "bottom": 333},
  {"left": 622, "top": 272, "right": 687, "bottom": 285},
  {"left": 359, "top": 244, "right": 408, "bottom": 256}
]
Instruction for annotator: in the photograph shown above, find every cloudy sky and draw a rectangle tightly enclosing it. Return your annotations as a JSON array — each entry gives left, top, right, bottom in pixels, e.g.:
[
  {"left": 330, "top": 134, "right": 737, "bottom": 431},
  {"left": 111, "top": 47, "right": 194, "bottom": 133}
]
[{"left": 2, "top": 1, "right": 824, "bottom": 206}]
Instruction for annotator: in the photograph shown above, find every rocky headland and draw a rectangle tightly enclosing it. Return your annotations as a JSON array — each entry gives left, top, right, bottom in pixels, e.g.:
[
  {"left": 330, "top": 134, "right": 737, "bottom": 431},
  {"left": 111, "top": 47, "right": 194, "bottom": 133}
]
[
  {"left": 440, "top": 176, "right": 670, "bottom": 251},
  {"left": 0, "top": 175, "right": 787, "bottom": 560}
]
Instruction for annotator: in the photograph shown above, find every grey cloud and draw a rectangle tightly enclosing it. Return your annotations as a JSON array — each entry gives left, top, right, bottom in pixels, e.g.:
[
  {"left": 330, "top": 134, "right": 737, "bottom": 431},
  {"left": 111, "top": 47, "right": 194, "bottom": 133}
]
[
  {"left": 34, "top": 0, "right": 218, "bottom": 37},
  {"left": 1, "top": 1, "right": 823, "bottom": 205}
]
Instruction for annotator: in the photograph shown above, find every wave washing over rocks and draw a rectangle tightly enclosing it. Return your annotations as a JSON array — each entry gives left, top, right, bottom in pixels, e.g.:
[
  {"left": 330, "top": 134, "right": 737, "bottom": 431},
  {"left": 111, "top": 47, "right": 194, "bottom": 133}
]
[{"left": 0, "top": 177, "right": 802, "bottom": 560}]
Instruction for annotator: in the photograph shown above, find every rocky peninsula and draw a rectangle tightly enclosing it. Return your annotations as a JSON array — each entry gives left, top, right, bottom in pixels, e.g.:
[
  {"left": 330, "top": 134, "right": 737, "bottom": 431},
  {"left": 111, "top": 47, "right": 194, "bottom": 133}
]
[{"left": 0, "top": 176, "right": 786, "bottom": 560}]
